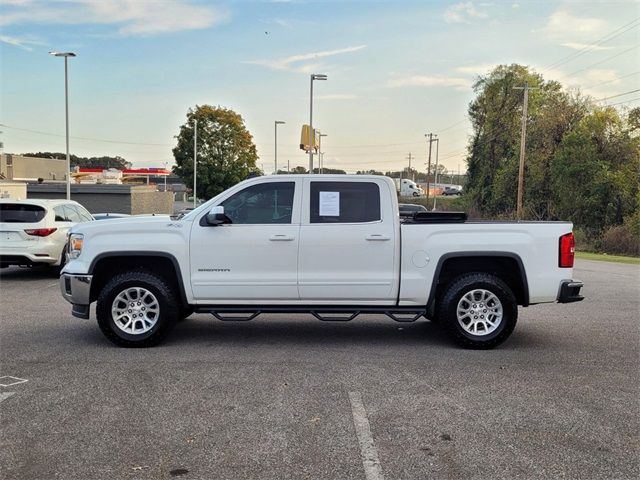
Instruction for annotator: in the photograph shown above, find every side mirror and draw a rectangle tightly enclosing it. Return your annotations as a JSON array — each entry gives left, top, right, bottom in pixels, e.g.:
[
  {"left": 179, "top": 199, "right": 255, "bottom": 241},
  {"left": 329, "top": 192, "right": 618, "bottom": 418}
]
[{"left": 201, "top": 206, "right": 231, "bottom": 226}]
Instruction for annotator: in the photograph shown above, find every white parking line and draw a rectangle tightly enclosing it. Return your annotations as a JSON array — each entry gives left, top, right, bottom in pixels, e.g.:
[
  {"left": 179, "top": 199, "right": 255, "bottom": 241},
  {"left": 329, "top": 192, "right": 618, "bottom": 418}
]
[
  {"left": 348, "top": 391, "right": 384, "bottom": 480},
  {"left": 0, "top": 392, "right": 16, "bottom": 403},
  {"left": 0, "top": 376, "right": 28, "bottom": 387}
]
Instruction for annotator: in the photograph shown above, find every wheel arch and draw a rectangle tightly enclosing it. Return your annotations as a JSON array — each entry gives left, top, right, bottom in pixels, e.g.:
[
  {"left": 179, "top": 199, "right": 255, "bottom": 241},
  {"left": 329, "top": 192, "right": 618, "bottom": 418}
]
[
  {"left": 88, "top": 252, "right": 188, "bottom": 306},
  {"left": 426, "top": 252, "right": 529, "bottom": 317}
]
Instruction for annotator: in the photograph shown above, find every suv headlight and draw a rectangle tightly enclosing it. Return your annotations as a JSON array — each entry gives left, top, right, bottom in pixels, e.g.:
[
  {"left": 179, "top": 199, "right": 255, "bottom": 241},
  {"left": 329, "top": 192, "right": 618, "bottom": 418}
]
[{"left": 68, "top": 233, "right": 84, "bottom": 259}]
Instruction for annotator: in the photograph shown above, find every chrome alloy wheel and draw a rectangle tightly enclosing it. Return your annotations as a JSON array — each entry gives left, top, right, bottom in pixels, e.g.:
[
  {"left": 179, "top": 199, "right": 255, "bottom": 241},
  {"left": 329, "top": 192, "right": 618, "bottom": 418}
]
[
  {"left": 456, "top": 289, "right": 503, "bottom": 336},
  {"left": 111, "top": 287, "right": 160, "bottom": 335}
]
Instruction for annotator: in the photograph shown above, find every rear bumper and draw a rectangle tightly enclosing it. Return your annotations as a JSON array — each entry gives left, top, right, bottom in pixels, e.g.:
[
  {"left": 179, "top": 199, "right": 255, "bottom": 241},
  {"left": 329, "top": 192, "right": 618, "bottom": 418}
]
[
  {"left": 60, "top": 273, "right": 93, "bottom": 319},
  {"left": 0, "top": 253, "right": 58, "bottom": 267},
  {"left": 557, "top": 280, "right": 584, "bottom": 303}
]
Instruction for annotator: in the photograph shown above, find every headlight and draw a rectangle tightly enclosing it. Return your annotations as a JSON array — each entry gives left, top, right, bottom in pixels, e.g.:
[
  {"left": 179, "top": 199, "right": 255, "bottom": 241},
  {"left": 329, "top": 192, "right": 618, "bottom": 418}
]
[{"left": 68, "top": 233, "right": 84, "bottom": 259}]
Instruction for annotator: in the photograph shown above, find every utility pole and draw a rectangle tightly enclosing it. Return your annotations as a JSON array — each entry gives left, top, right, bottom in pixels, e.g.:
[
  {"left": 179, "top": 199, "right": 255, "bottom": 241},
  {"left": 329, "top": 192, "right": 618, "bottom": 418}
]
[
  {"left": 432, "top": 138, "right": 440, "bottom": 211},
  {"left": 425, "top": 133, "right": 437, "bottom": 202},
  {"left": 513, "top": 82, "right": 536, "bottom": 220},
  {"left": 406, "top": 152, "right": 413, "bottom": 181}
]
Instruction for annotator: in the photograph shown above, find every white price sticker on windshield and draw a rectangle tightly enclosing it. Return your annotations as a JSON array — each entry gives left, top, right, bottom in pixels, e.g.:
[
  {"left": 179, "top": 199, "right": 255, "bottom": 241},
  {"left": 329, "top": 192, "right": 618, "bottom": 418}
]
[{"left": 319, "top": 191, "right": 340, "bottom": 216}]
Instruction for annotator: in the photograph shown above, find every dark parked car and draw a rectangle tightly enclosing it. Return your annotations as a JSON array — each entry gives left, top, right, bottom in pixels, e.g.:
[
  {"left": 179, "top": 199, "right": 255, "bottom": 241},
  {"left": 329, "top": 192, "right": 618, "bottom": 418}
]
[
  {"left": 92, "top": 213, "right": 131, "bottom": 220},
  {"left": 442, "top": 186, "right": 462, "bottom": 196}
]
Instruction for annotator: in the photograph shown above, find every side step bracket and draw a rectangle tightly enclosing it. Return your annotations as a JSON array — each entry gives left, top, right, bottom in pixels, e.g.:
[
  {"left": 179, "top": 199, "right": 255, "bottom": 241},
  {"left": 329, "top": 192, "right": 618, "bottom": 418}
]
[{"left": 196, "top": 305, "right": 427, "bottom": 323}]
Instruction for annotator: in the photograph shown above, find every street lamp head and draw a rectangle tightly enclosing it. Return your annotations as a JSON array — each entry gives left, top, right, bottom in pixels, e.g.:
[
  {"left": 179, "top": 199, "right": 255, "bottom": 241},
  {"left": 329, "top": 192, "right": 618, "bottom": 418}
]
[
  {"left": 49, "top": 51, "right": 76, "bottom": 57},
  {"left": 275, "top": 120, "right": 286, "bottom": 125},
  {"left": 311, "top": 74, "right": 328, "bottom": 81}
]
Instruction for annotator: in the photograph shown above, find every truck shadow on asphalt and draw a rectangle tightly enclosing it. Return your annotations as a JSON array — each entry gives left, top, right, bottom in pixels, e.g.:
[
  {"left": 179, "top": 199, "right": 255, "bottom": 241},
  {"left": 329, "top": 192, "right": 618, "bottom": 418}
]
[
  {"left": 85, "top": 315, "right": 544, "bottom": 350},
  {"left": 170, "top": 316, "right": 456, "bottom": 348},
  {"left": 0, "top": 266, "right": 59, "bottom": 280}
]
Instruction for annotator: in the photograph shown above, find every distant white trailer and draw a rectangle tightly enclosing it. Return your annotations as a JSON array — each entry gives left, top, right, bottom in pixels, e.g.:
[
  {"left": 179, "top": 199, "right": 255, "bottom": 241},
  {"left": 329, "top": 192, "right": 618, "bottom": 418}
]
[{"left": 393, "top": 178, "right": 424, "bottom": 197}]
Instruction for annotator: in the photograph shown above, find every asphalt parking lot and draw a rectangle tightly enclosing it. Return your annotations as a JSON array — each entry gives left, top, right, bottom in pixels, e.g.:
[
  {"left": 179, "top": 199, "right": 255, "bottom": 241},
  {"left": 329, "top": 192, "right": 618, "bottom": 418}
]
[{"left": 0, "top": 259, "right": 638, "bottom": 480}]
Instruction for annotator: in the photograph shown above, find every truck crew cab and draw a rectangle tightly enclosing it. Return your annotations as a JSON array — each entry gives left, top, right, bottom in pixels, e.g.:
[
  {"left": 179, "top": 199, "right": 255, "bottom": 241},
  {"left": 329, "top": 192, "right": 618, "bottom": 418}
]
[{"left": 60, "top": 175, "right": 583, "bottom": 349}]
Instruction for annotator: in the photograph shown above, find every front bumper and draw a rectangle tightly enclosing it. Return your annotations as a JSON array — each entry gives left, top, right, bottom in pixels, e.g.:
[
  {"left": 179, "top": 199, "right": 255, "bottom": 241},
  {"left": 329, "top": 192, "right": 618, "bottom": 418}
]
[
  {"left": 557, "top": 280, "right": 584, "bottom": 303},
  {"left": 60, "top": 273, "right": 93, "bottom": 319}
]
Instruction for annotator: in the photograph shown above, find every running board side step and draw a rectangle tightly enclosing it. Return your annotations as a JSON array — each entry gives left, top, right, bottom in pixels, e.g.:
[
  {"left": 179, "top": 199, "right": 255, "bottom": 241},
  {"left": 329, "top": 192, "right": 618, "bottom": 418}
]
[{"left": 195, "top": 305, "right": 427, "bottom": 323}]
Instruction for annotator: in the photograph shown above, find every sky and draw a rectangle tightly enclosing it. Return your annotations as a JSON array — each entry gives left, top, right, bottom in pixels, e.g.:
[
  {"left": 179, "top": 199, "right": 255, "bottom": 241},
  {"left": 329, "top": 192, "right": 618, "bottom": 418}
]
[{"left": 1, "top": 0, "right": 639, "bottom": 175}]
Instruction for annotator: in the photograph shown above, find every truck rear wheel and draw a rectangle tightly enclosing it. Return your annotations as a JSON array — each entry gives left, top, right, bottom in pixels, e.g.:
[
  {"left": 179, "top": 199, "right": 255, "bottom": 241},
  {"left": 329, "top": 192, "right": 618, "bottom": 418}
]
[
  {"left": 96, "top": 270, "right": 178, "bottom": 347},
  {"left": 438, "top": 273, "right": 517, "bottom": 349}
]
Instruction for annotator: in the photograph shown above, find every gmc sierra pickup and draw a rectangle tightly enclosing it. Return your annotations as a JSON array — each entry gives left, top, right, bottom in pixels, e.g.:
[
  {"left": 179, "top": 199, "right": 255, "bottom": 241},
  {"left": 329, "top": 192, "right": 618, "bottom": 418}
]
[{"left": 60, "top": 175, "right": 583, "bottom": 349}]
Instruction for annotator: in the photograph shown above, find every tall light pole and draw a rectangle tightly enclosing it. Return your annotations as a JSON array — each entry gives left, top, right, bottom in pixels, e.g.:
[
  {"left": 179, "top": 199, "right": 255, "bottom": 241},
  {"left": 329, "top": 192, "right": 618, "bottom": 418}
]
[
  {"left": 49, "top": 51, "right": 76, "bottom": 200},
  {"left": 319, "top": 132, "right": 327, "bottom": 174},
  {"left": 274, "top": 120, "right": 285, "bottom": 174},
  {"left": 193, "top": 119, "right": 198, "bottom": 207},
  {"left": 309, "top": 73, "right": 327, "bottom": 174}
]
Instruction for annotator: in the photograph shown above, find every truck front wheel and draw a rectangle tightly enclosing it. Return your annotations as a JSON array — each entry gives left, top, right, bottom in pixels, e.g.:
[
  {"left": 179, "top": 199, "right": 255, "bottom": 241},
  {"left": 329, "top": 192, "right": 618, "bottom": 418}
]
[
  {"left": 96, "top": 270, "right": 179, "bottom": 347},
  {"left": 438, "top": 273, "right": 517, "bottom": 349}
]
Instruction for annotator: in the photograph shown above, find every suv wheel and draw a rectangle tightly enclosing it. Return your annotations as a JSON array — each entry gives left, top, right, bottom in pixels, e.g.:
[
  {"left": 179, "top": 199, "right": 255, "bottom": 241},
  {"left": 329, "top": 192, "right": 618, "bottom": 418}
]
[
  {"left": 438, "top": 273, "right": 517, "bottom": 349},
  {"left": 96, "top": 270, "right": 178, "bottom": 347}
]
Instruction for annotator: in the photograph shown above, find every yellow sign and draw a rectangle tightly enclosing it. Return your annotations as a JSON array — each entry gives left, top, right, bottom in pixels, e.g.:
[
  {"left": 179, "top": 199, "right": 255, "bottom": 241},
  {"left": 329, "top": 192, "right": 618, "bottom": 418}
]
[{"left": 300, "top": 125, "right": 318, "bottom": 153}]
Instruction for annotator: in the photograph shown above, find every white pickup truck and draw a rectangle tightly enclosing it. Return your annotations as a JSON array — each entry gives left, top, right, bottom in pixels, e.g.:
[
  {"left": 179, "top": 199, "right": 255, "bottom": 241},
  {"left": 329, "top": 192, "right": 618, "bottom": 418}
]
[{"left": 60, "top": 175, "right": 583, "bottom": 349}]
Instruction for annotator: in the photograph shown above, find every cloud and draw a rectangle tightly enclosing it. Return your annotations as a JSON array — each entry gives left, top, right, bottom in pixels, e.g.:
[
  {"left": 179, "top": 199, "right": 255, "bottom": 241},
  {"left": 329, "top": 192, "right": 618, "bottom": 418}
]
[
  {"left": 545, "top": 10, "right": 606, "bottom": 36},
  {"left": 315, "top": 94, "right": 358, "bottom": 100},
  {"left": 561, "top": 42, "right": 615, "bottom": 51},
  {"left": 455, "top": 63, "right": 496, "bottom": 75},
  {"left": 0, "top": 33, "right": 45, "bottom": 51},
  {"left": 444, "top": 2, "right": 488, "bottom": 24},
  {"left": 246, "top": 45, "right": 367, "bottom": 73},
  {"left": 388, "top": 75, "right": 471, "bottom": 90},
  {"left": 0, "top": 34, "right": 31, "bottom": 50},
  {"left": 0, "top": 0, "right": 229, "bottom": 36}
]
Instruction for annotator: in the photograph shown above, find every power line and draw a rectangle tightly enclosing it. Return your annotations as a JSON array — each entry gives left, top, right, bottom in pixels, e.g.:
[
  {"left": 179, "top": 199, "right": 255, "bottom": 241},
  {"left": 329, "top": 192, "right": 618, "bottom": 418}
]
[
  {"left": 542, "top": 17, "right": 640, "bottom": 72},
  {"left": 606, "top": 97, "right": 640, "bottom": 107},
  {"left": 584, "top": 70, "right": 640, "bottom": 90},
  {"left": 0, "top": 124, "right": 173, "bottom": 147},
  {"left": 596, "top": 89, "right": 640, "bottom": 101},
  {"left": 560, "top": 44, "right": 639, "bottom": 80},
  {"left": 437, "top": 118, "right": 468, "bottom": 134}
]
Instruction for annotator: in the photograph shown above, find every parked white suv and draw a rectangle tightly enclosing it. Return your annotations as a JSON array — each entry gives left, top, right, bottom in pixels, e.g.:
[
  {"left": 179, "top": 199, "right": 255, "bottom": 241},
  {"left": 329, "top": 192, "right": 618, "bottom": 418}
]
[{"left": 0, "top": 199, "right": 94, "bottom": 269}]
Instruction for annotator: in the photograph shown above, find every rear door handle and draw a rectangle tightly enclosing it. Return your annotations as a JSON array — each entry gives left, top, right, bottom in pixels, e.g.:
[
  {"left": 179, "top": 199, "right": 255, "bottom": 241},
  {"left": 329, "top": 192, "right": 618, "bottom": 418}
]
[
  {"left": 365, "top": 234, "right": 391, "bottom": 241},
  {"left": 269, "top": 234, "right": 295, "bottom": 241}
]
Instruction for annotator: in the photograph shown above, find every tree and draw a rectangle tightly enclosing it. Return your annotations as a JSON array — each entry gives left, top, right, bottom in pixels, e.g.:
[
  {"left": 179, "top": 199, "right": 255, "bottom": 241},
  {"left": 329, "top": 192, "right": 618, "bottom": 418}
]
[
  {"left": 550, "top": 108, "right": 639, "bottom": 234},
  {"left": 464, "top": 64, "right": 591, "bottom": 218},
  {"left": 173, "top": 105, "right": 260, "bottom": 200},
  {"left": 22, "top": 152, "right": 131, "bottom": 170}
]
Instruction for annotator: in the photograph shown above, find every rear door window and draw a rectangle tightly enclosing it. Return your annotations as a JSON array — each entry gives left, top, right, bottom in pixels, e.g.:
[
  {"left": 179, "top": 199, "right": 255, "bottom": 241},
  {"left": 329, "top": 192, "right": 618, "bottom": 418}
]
[
  {"left": 310, "top": 182, "right": 381, "bottom": 223},
  {"left": 62, "top": 204, "right": 82, "bottom": 223},
  {"left": 0, "top": 204, "right": 46, "bottom": 223},
  {"left": 53, "top": 206, "right": 71, "bottom": 222},
  {"left": 73, "top": 205, "right": 93, "bottom": 222}
]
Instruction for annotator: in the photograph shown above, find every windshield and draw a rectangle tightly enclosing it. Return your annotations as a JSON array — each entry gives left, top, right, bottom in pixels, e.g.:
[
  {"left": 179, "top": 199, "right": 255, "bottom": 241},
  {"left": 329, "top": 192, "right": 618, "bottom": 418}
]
[{"left": 0, "top": 204, "right": 46, "bottom": 223}]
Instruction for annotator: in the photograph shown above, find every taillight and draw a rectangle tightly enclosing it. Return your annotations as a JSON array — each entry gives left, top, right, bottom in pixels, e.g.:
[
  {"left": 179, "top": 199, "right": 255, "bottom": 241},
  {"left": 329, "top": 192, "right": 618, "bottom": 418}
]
[
  {"left": 559, "top": 232, "right": 575, "bottom": 268},
  {"left": 24, "top": 228, "right": 57, "bottom": 237}
]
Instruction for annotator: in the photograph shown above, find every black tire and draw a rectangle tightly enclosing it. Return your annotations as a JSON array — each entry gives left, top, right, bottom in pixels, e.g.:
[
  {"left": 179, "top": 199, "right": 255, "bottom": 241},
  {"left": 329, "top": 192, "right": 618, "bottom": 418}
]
[
  {"left": 96, "top": 270, "right": 179, "bottom": 347},
  {"left": 437, "top": 273, "right": 517, "bottom": 349}
]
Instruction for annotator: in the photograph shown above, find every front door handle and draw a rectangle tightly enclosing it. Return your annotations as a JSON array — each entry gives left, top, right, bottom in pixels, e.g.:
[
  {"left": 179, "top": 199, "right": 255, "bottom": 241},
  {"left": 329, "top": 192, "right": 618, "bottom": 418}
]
[
  {"left": 365, "top": 234, "right": 391, "bottom": 241},
  {"left": 269, "top": 234, "right": 295, "bottom": 241}
]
